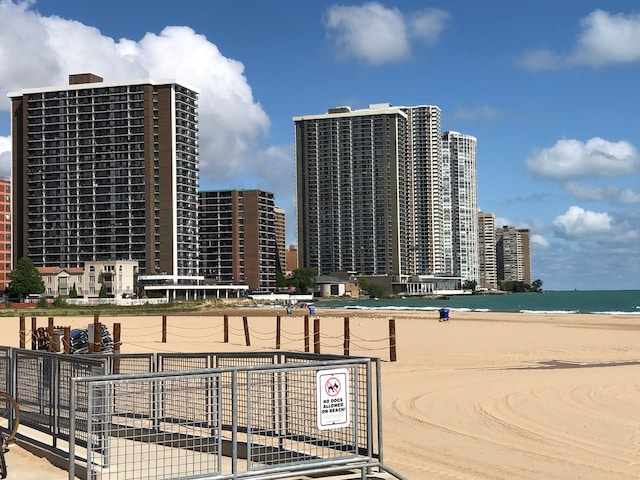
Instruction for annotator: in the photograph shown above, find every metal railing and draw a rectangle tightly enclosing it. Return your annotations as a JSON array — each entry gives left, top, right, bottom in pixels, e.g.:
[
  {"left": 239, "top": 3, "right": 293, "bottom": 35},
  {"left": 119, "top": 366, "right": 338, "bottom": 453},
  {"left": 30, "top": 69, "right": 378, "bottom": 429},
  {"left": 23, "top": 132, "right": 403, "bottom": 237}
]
[{"left": 0, "top": 347, "right": 406, "bottom": 480}]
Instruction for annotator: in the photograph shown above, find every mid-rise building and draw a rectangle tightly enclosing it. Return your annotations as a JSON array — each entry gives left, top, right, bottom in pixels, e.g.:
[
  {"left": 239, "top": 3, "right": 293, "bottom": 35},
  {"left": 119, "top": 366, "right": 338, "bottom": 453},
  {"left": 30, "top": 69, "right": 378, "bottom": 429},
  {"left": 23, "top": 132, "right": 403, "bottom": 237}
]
[
  {"left": 0, "top": 179, "right": 10, "bottom": 292},
  {"left": 199, "top": 190, "right": 277, "bottom": 292},
  {"left": 294, "top": 105, "right": 409, "bottom": 277},
  {"left": 477, "top": 212, "right": 497, "bottom": 289},
  {"left": 285, "top": 244, "right": 298, "bottom": 274},
  {"left": 496, "top": 225, "right": 531, "bottom": 284},
  {"left": 9, "top": 73, "right": 199, "bottom": 279},
  {"left": 442, "top": 131, "right": 479, "bottom": 282}
]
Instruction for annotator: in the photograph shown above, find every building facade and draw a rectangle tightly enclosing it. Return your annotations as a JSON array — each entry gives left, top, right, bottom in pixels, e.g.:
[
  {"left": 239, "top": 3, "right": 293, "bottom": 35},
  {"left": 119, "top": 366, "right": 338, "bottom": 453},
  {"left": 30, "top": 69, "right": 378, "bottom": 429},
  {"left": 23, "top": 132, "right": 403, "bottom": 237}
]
[
  {"left": 496, "top": 225, "right": 531, "bottom": 284},
  {"left": 273, "top": 206, "right": 286, "bottom": 273},
  {"left": 294, "top": 105, "right": 409, "bottom": 277},
  {"left": 294, "top": 104, "right": 479, "bottom": 283},
  {"left": 199, "top": 190, "right": 277, "bottom": 292},
  {"left": 477, "top": 211, "right": 498, "bottom": 289},
  {"left": 9, "top": 73, "right": 199, "bottom": 278},
  {"left": 38, "top": 260, "right": 137, "bottom": 298},
  {"left": 0, "top": 179, "right": 10, "bottom": 292},
  {"left": 442, "top": 131, "right": 479, "bottom": 282},
  {"left": 402, "top": 105, "right": 443, "bottom": 276}
]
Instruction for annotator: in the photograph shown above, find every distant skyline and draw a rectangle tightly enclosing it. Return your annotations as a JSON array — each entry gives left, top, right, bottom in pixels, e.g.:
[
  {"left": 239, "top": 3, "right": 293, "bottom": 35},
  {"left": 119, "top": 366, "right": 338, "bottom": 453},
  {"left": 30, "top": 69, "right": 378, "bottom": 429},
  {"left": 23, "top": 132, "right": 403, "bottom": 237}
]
[{"left": 1, "top": 1, "right": 640, "bottom": 290}]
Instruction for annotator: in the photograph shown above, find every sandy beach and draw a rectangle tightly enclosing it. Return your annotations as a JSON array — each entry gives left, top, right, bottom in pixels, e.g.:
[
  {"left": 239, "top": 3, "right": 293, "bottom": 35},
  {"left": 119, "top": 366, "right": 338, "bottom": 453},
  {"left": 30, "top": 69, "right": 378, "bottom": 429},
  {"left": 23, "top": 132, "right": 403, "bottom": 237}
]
[{"left": 3, "top": 307, "right": 640, "bottom": 479}]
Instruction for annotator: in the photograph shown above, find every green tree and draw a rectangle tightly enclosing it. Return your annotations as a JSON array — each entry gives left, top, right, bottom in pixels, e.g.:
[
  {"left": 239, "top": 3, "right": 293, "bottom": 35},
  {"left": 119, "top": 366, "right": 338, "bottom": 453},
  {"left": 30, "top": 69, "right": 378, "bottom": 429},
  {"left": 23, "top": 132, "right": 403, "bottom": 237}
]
[
  {"left": 462, "top": 280, "right": 477, "bottom": 292},
  {"left": 99, "top": 285, "right": 108, "bottom": 298},
  {"left": 286, "top": 267, "right": 318, "bottom": 294},
  {"left": 531, "top": 279, "right": 543, "bottom": 292},
  {"left": 275, "top": 270, "right": 287, "bottom": 288},
  {"left": 69, "top": 282, "right": 78, "bottom": 298},
  {"left": 358, "top": 277, "right": 389, "bottom": 299},
  {"left": 7, "top": 257, "right": 45, "bottom": 301}
]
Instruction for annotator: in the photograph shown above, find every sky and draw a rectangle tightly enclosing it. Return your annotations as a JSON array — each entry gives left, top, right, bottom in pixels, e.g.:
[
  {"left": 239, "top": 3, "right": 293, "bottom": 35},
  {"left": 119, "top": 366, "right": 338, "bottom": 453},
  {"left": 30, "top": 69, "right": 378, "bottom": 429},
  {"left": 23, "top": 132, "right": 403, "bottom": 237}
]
[{"left": 1, "top": 0, "right": 640, "bottom": 291}]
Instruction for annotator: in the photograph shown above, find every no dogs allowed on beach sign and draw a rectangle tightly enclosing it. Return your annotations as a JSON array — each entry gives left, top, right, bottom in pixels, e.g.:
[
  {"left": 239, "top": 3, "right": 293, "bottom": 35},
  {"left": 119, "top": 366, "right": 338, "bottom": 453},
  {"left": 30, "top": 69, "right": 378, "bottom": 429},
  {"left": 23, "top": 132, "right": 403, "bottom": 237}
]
[{"left": 316, "top": 368, "right": 350, "bottom": 430}]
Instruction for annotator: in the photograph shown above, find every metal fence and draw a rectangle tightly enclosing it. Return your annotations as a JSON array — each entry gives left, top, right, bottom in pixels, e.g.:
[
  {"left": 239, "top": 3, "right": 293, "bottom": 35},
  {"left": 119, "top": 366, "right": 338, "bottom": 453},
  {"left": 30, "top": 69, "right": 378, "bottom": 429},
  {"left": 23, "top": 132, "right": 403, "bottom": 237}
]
[{"left": 0, "top": 347, "right": 405, "bottom": 480}]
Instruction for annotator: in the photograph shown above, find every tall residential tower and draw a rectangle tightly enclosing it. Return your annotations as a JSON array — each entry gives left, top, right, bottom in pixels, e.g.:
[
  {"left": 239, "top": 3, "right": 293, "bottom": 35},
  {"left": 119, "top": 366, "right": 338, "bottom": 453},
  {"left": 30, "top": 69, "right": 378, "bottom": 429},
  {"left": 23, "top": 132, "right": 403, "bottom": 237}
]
[
  {"left": 9, "top": 73, "right": 199, "bottom": 278},
  {"left": 294, "top": 105, "right": 409, "bottom": 277}
]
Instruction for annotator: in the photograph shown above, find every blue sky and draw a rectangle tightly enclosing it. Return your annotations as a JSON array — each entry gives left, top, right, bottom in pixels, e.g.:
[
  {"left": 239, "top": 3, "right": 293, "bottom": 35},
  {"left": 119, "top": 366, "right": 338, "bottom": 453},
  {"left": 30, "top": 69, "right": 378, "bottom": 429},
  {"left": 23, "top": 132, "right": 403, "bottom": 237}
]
[{"left": 1, "top": 0, "right": 640, "bottom": 291}]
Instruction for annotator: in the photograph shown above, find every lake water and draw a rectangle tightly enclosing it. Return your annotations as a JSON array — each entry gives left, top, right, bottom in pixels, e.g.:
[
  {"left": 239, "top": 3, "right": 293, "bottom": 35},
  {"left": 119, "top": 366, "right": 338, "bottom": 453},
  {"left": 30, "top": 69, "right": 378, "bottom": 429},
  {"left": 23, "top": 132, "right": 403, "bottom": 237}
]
[{"left": 314, "top": 290, "right": 640, "bottom": 315}]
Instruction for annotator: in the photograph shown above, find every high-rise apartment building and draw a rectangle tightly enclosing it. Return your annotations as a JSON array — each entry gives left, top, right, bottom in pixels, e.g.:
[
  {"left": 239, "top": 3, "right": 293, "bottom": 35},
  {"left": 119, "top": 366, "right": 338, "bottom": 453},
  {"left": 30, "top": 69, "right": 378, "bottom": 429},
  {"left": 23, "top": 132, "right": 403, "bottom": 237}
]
[
  {"left": 402, "top": 105, "right": 443, "bottom": 275},
  {"left": 9, "top": 73, "right": 199, "bottom": 278},
  {"left": 0, "top": 179, "right": 11, "bottom": 291},
  {"left": 477, "top": 212, "right": 497, "bottom": 289},
  {"left": 199, "top": 190, "right": 277, "bottom": 292},
  {"left": 294, "top": 104, "right": 480, "bottom": 281},
  {"left": 496, "top": 225, "right": 531, "bottom": 284},
  {"left": 294, "top": 105, "right": 409, "bottom": 277},
  {"left": 442, "top": 131, "right": 479, "bottom": 282},
  {"left": 273, "top": 206, "right": 286, "bottom": 272}
]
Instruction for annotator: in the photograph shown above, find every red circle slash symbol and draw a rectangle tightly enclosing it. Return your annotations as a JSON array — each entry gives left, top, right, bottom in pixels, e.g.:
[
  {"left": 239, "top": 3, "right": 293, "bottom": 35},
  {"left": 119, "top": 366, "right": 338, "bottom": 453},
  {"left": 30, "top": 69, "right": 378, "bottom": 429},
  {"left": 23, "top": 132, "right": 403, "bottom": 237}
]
[{"left": 325, "top": 377, "right": 341, "bottom": 397}]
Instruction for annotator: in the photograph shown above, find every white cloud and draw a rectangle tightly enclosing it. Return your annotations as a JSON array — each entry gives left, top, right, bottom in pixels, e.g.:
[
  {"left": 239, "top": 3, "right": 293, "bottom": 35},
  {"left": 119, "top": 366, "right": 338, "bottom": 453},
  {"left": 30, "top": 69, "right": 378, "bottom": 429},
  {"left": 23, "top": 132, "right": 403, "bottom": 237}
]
[
  {"left": 0, "top": 136, "right": 10, "bottom": 179},
  {"left": 324, "top": 3, "right": 448, "bottom": 64},
  {"left": 570, "top": 10, "right": 640, "bottom": 67},
  {"left": 531, "top": 234, "right": 550, "bottom": 248},
  {"left": 0, "top": 1, "right": 274, "bottom": 193},
  {"left": 552, "top": 206, "right": 613, "bottom": 238},
  {"left": 526, "top": 137, "right": 640, "bottom": 180},
  {"left": 518, "top": 9, "right": 640, "bottom": 70},
  {"left": 409, "top": 8, "right": 450, "bottom": 45},
  {"left": 564, "top": 182, "right": 640, "bottom": 204}
]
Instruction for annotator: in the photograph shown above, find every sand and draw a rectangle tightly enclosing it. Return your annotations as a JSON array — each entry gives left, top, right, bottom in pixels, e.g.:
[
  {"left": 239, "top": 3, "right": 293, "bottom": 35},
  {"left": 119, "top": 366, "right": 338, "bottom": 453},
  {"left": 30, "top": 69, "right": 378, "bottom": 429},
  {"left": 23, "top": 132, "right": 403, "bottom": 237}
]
[{"left": 3, "top": 307, "right": 640, "bottom": 479}]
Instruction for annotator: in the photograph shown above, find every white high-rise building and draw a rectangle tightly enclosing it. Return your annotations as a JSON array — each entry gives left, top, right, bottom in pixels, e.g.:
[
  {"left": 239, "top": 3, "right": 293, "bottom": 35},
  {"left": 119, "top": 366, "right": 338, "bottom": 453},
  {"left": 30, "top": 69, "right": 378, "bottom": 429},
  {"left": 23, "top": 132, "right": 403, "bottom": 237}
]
[{"left": 442, "top": 131, "right": 479, "bottom": 282}]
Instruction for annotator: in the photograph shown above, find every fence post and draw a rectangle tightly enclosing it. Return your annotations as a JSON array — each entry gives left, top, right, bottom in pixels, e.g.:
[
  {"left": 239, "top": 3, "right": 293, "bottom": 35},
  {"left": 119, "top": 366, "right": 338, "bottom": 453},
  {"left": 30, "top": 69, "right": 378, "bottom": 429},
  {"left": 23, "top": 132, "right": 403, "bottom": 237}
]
[
  {"left": 389, "top": 317, "right": 397, "bottom": 362},
  {"left": 19, "top": 316, "right": 25, "bottom": 349},
  {"left": 313, "top": 317, "right": 320, "bottom": 354},
  {"left": 162, "top": 315, "right": 167, "bottom": 343},
  {"left": 31, "top": 317, "right": 37, "bottom": 350},
  {"left": 243, "top": 316, "right": 251, "bottom": 346},
  {"left": 304, "top": 315, "right": 310, "bottom": 352},
  {"left": 91, "top": 316, "right": 101, "bottom": 354},
  {"left": 276, "top": 315, "right": 281, "bottom": 350},
  {"left": 48, "top": 317, "right": 54, "bottom": 352},
  {"left": 63, "top": 326, "right": 70, "bottom": 354},
  {"left": 113, "top": 323, "right": 121, "bottom": 353},
  {"left": 223, "top": 315, "right": 229, "bottom": 343},
  {"left": 343, "top": 317, "right": 350, "bottom": 356}
]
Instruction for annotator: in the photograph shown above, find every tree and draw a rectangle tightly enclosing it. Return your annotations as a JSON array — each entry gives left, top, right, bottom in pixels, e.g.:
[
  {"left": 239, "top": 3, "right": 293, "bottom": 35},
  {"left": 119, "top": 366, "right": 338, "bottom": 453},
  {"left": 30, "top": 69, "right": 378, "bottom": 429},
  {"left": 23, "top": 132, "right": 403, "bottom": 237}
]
[
  {"left": 99, "top": 285, "right": 108, "bottom": 298},
  {"left": 531, "top": 279, "right": 543, "bottom": 292},
  {"left": 7, "top": 257, "right": 44, "bottom": 301},
  {"left": 462, "top": 280, "right": 477, "bottom": 292},
  {"left": 358, "top": 277, "right": 389, "bottom": 299},
  {"left": 69, "top": 282, "right": 78, "bottom": 298},
  {"left": 286, "top": 267, "right": 318, "bottom": 294}
]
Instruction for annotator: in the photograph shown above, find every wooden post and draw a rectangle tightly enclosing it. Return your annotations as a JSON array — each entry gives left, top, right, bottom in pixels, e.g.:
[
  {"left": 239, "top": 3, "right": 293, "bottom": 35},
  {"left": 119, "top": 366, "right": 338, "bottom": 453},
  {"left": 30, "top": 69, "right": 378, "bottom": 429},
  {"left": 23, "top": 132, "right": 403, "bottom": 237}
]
[
  {"left": 48, "top": 317, "right": 54, "bottom": 352},
  {"left": 92, "top": 316, "right": 101, "bottom": 354},
  {"left": 313, "top": 317, "right": 320, "bottom": 354},
  {"left": 304, "top": 315, "right": 310, "bottom": 352},
  {"left": 63, "top": 326, "right": 70, "bottom": 354},
  {"left": 19, "top": 316, "right": 26, "bottom": 349},
  {"left": 113, "top": 323, "right": 121, "bottom": 353},
  {"left": 223, "top": 315, "right": 229, "bottom": 343},
  {"left": 113, "top": 323, "right": 122, "bottom": 373},
  {"left": 243, "top": 316, "right": 251, "bottom": 346},
  {"left": 343, "top": 317, "right": 350, "bottom": 357},
  {"left": 275, "top": 315, "right": 281, "bottom": 350},
  {"left": 162, "top": 315, "right": 167, "bottom": 343},
  {"left": 31, "top": 317, "right": 37, "bottom": 350},
  {"left": 389, "top": 317, "right": 397, "bottom": 362}
]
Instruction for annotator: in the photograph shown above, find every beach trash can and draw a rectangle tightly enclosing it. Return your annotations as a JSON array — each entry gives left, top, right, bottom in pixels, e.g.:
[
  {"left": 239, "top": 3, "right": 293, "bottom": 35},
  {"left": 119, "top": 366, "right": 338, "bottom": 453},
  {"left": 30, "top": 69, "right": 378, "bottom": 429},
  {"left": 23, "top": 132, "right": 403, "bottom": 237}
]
[
  {"left": 309, "top": 305, "right": 316, "bottom": 315},
  {"left": 439, "top": 308, "right": 449, "bottom": 322}
]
